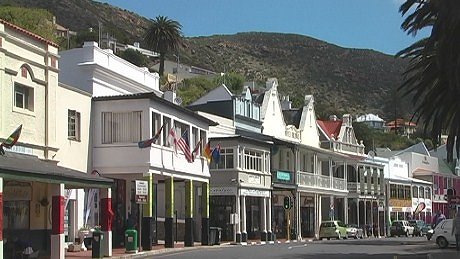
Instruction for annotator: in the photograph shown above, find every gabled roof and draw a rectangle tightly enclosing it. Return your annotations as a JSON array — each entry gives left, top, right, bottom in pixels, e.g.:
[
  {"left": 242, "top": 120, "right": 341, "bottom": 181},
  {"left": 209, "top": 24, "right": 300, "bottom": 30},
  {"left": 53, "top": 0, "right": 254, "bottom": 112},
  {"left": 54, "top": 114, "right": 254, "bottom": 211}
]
[
  {"left": 430, "top": 144, "right": 459, "bottom": 160},
  {"left": 282, "top": 109, "right": 302, "bottom": 128},
  {"left": 394, "top": 142, "right": 430, "bottom": 156},
  {"left": 189, "top": 84, "right": 233, "bottom": 106},
  {"left": 317, "top": 120, "right": 342, "bottom": 139},
  {"left": 0, "top": 19, "right": 59, "bottom": 47}
]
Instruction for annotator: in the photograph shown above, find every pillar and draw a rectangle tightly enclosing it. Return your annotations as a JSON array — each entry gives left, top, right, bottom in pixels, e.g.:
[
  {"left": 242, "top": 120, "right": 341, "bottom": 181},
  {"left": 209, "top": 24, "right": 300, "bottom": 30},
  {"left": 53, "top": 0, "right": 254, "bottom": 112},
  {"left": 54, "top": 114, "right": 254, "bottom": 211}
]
[
  {"left": 165, "top": 177, "right": 174, "bottom": 248},
  {"left": 184, "top": 180, "right": 194, "bottom": 246},
  {"left": 51, "top": 183, "right": 65, "bottom": 259},
  {"left": 241, "top": 195, "right": 247, "bottom": 242},
  {"left": 201, "top": 182, "right": 210, "bottom": 245},
  {"left": 261, "top": 196, "right": 267, "bottom": 241},
  {"left": 0, "top": 178, "right": 3, "bottom": 259},
  {"left": 357, "top": 199, "right": 360, "bottom": 227},
  {"left": 267, "top": 194, "right": 272, "bottom": 241},
  {"left": 296, "top": 191, "right": 302, "bottom": 240},
  {"left": 100, "top": 188, "right": 113, "bottom": 256},
  {"left": 344, "top": 197, "right": 348, "bottom": 224},
  {"left": 142, "top": 174, "right": 154, "bottom": 250},
  {"left": 236, "top": 192, "right": 241, "bottom": 243}
]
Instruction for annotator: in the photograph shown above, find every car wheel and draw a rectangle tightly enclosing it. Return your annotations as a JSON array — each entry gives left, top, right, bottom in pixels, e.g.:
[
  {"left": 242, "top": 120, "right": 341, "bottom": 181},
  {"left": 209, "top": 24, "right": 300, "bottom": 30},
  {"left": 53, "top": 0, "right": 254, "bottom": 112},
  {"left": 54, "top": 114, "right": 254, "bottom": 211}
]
[
  {"left": 354, "top": 236, "right": 358, "bottom": 239},
  {"left": 319, "top": 237, "right": 323, "bottom": 241},
  {"left": 436, "top": 237, "right": 449, "bottom": 249}
]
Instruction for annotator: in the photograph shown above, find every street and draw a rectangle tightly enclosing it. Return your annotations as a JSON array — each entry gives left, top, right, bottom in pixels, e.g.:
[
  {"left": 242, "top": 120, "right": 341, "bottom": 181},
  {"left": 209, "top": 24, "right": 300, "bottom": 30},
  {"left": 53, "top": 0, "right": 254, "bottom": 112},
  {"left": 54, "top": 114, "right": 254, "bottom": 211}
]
[{"left": 142, "top": 237, "right": 460, "bottom": 259}]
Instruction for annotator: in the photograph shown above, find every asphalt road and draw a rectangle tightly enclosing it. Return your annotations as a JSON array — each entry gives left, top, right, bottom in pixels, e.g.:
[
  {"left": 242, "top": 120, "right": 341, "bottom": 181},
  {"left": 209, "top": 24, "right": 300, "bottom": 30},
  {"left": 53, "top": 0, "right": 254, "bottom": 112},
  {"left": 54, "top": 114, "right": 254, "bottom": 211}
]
[{"left": 141, "top": 237, "right": 460, "bottom": 259}]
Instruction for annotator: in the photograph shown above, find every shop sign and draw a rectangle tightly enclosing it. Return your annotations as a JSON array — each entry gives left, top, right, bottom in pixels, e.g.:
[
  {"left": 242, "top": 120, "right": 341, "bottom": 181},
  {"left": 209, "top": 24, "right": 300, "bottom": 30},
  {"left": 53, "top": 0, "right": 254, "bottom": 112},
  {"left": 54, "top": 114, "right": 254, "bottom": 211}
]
[
  {"left": 240, "top": 189, "right": 270, "bottom": 197},
  {"left": 248, "top": 175, "right": 261, "bottom": 185},
  {"left": 210, "top": 187, "right": 237, "bottom": 196},
  {"left": 389, "top": 199, "right": 411, "bottom": 208},
  {"left": 276, "top": 171, "right": 291, "bottom": 181}
]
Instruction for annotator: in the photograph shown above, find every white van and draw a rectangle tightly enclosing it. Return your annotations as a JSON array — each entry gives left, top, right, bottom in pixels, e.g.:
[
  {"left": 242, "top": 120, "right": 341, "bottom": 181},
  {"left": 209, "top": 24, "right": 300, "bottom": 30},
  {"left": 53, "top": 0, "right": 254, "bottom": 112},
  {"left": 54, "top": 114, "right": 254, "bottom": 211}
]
[{"left": 432, "top": 219, "right": 456, "bottom": 248}]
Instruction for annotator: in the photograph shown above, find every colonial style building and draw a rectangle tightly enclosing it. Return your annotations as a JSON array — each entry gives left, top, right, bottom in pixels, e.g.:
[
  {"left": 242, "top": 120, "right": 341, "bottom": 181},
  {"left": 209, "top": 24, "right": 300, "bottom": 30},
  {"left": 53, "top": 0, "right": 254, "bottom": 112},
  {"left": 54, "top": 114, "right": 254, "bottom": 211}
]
[
  {"left": 60, "top": 42, "right": 215, "bottom": 250},
  {"left": 0, "top": 20, "right": 112, "bottom": 259},
  {"left": 189, "top": 84, "right": 272, "bottom": 243},
  {"left": 260, "top": 79, "right": 349, "bottom": 240},
  {"left": 318, "top": 114, "right": 386, "bottom": 237}
]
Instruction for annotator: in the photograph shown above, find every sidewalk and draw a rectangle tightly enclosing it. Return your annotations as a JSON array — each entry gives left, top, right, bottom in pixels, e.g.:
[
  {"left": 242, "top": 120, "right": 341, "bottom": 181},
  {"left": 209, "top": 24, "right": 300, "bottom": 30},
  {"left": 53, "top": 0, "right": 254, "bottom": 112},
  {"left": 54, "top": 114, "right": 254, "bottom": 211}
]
[{"left": 65, "top": 241, "right": 205, "bottom": 258}]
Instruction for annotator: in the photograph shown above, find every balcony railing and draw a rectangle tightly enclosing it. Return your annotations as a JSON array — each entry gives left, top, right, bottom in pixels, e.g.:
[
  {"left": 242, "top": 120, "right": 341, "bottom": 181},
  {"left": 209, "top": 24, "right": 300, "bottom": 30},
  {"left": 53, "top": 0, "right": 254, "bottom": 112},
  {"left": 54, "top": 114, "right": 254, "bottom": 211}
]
[
  {"left": 332, "top": 141, "right": 365, "bottom": 155},
  {"left": 347, "top": 182, "right": 383, "bottom": 196},
  {"left": 297, "top": 171, "right": 346, "bottom": 191}
]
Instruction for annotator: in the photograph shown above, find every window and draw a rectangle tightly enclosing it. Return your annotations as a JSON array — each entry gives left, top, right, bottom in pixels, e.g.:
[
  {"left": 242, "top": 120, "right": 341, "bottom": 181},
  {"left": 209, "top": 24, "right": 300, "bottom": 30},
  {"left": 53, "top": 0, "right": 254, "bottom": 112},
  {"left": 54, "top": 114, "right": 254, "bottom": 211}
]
[
  {"left": 419, "top": 186, "right": 425, "bottom": 199},
  {"left": 162, "top": 116, "right": 171, "bottom": 146},
  {"left": 412, "top": 186, "right": 418, "bottom": 198},
  {"left": 14, "top": 83, "right": 34, "bottom": 111},
  {"left": 68, "top": 110, "right": 81, "bottom": 141},
  {"left": 151, "top": 112, "right": 161, "bottom": 145},
  {"left": 102, "top": 111, "right": 142, "bottom": 144},
  {"left": 199, "top": 130, "right": 207, "bottom": 156},
  {"left": 243, "top": 149, "right": 263, "bottom": 172},
  {"left": 425, "top": 187, "right": 431, "bottom": 199},
  {"left": 397, "top": 185, "right": 404, "bottom": 199},
  {"left": 210, "top": 148, "right": 234, "bottom": 169},
  {"left": 390, "top": 184, "right": 397, "bottom": 199},
  {"left": 404, "top": 186, "right": 411, "bottom": 199}
]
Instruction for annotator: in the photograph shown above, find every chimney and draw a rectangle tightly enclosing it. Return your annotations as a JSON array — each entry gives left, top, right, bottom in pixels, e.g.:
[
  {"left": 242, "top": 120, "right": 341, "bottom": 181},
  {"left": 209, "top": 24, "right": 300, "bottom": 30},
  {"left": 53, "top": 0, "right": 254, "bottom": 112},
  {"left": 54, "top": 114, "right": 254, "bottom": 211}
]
[
  {"left": 281, "top": 95, "right": 292, "bottom": 110},
  {"left": 329, "top": 115, "right": 338, "bottom": 121}
]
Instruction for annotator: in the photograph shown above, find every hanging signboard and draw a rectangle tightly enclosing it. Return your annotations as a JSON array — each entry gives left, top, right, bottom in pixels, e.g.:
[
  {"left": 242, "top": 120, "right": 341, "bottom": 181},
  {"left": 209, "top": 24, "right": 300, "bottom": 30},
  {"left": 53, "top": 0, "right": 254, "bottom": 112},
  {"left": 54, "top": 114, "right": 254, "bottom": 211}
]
[{"left": 135, "top": 180, "right": 148, "bottom": 204}]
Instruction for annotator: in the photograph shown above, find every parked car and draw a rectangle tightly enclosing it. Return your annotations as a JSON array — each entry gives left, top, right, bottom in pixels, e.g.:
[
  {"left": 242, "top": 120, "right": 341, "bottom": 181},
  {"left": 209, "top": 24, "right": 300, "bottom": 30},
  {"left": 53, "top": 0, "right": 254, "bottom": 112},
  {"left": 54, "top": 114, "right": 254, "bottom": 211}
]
[
  {"left": 408, "top": 220, "right": 430, "bottom": 236},
  {"left": 390, "top": 220, "right": 415, "bottom": 237},
  {"left": 319, "top": 220, "right": 348, "bottom": 240},
  {"left": 432, "top": 219, "right": 455, "bottom": 248},
  {"left": 346, "top": 224, "right": 364, "bottom": 239}
]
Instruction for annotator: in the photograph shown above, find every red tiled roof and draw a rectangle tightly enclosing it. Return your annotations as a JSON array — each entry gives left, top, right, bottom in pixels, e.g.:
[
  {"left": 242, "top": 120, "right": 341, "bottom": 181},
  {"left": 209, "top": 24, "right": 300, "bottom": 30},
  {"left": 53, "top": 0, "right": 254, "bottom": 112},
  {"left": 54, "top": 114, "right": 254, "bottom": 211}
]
[
  {"left": 0, "top": 19, "right": 59, "bottom": 47},
  {"left": 317, "top": 120, "right": 342, "bottom": 139}
]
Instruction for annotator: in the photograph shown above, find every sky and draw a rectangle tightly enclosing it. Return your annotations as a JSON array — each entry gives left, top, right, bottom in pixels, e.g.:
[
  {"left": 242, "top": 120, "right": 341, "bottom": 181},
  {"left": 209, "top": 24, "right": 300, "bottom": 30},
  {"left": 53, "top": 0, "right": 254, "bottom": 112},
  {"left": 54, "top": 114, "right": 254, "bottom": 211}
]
[{"left": 98, "top": 0, "right": 429, "bottom": 55}]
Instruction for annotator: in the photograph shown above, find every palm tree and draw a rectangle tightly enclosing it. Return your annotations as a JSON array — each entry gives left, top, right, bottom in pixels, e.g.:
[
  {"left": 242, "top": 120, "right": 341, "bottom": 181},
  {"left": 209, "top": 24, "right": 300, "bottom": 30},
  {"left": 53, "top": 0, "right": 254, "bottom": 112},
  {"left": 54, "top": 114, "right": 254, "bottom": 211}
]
[
  {"left": 144, "top": 16, "right": 183, "bottom": 76},
  {"left": 397, "top": 0, "right": 460, "bottom": 162}
]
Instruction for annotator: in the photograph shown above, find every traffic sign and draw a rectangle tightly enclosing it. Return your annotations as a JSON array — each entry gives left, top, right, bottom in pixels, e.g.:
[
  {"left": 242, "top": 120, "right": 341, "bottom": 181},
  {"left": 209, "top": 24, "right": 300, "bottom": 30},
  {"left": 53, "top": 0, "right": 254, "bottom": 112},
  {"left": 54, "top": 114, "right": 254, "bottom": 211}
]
[{"left": 135, "top": 180, "right": 148, "bottom": 204}]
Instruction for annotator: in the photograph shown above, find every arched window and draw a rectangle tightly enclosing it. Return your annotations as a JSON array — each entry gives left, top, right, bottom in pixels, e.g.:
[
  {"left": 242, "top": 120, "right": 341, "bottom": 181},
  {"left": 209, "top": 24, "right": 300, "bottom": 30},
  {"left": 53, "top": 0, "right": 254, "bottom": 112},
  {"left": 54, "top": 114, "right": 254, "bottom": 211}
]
[
  {"left": 419, "top": 186, "right": 425, "bottom": 199},
  {"left": 412, "top": 186, "right": 418, "bottom": 198}
]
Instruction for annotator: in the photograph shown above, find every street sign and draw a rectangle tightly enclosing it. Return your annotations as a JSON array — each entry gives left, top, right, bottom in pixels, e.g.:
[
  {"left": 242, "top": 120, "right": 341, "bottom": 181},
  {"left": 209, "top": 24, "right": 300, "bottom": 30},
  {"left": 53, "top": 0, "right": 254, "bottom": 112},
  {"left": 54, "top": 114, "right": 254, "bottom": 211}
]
[{"left": 135, "top": 180, "right": 148, "bottom": 204}]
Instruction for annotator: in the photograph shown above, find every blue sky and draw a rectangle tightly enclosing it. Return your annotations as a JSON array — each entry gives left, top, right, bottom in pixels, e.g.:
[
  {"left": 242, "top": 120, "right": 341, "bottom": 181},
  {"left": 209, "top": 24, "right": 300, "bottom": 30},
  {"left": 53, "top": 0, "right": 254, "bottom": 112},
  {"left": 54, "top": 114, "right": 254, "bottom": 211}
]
[{"left": 98, "top": 0, "right": 429, "bottom": 55}]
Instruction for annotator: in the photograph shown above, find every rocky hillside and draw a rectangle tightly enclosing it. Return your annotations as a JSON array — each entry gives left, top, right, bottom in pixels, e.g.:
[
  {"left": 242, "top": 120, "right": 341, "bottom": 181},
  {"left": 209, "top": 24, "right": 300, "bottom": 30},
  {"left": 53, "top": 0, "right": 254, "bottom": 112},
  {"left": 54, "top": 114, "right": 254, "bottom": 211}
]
[{"left": 0, "top": 0, "right": 412, "bottom": 119}]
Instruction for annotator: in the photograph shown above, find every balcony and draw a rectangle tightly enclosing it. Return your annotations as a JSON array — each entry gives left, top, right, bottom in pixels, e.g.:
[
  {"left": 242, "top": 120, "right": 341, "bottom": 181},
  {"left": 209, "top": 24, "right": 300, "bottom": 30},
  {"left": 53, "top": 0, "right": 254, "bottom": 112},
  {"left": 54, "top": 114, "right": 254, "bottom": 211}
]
[
  {"left": 332, "top": 141, "right": 365, "bottom": 155},
  {"left": 347, "top": 182, "right": 383, "bottom": 196},
  {"left": 297, "top": 171, "right": 347, "bottom": 192}
]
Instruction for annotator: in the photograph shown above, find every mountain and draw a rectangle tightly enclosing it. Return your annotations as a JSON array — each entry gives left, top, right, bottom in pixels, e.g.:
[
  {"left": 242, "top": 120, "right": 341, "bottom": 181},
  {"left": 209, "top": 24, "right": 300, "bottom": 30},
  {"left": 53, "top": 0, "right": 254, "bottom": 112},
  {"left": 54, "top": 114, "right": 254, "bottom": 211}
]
[{"left": 0, "top": 0, "right": 412, "bottom": 120}]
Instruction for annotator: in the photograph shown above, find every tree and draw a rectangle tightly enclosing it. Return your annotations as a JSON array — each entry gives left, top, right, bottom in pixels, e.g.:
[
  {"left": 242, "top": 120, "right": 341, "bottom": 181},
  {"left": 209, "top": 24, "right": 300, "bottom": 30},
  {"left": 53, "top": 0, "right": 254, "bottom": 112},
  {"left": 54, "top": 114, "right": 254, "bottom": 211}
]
[
  {"left": 397, "top": 0, "right": 460, "bottom": 161},
  {"left": 212, "top": 72, "right": 245, "bottom": 93},
  {"left": 144, "top": 16, "right": 183, "bottom": 76},
  {"left": 118, "top": 49, "right": 150, "bottom": 67},
  {"left": 0, "top": 7, "right": 57, "bottom": 42}
]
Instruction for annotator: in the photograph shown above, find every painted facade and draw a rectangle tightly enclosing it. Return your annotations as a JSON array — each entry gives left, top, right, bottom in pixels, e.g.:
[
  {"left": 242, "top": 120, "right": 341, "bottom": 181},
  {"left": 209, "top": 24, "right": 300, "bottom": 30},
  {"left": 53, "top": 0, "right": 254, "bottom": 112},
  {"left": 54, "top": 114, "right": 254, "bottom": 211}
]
[{"left": 0, "top": 20, "right": 112, "bottom": 259}]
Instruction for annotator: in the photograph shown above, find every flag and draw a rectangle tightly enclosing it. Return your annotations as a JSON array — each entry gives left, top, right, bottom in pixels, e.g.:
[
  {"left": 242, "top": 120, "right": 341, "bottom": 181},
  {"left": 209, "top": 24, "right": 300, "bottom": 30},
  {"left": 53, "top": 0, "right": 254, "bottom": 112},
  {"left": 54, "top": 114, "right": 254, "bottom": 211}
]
[
  {"left": 177, "top": 130, "right": 193, "bottom": 162},
  {"left": 204, "top": 141, "right": 212, "bottom": 162},
  {"left": 0, "top": 124, "right": 22, "bottom": 155},
  {"left": 191, "top": 139, "right": 202, "bottom": 162},
  {"left": 211, "top": 144, "right": 221, "bottom": 164},
  {"left": 167, "top": 127, "right": 178, "bottom": 154},
  {"left": 138, "top": 124, "right": 164, "bottom": 148}
]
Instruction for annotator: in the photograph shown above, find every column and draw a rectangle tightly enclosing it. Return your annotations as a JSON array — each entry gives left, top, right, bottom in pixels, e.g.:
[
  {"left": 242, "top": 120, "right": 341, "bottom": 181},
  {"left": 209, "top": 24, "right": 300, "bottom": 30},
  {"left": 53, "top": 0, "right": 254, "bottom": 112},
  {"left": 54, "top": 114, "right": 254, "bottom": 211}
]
[
  {"left": 201, "top": 182, "right": 210, "bottom": 245},
  {"left": 184, "top": 180, "right": 194, "bottom": 247},
  {"left": 241, "top": 195, "right": 247, "bottom": 242},
  {"left": 236, "top": 192, "right": 241, "bottom": 243},
  {"left": 165, "top": 177, "right": 174, "bottom": 248},
  {"left": 357, "top": 199, "right": 360, "bottom": 227},
  {"left": 344, "top": 197, "right": 348, "bottom": 224},
  {"left": 100, "top": 188, "right": 113, "bottom": 256},
  {"left": 0, "top": 178, "right": 3, "bottom": 259},
  {"left": 142, "top": 174, "right": 154, "bottom": 250},
  {"left": 261, "top": 196, "right": 267, "bottom": 241},
  {"left": 267, "top": 195, "right": 272, "bottom": 241},
  {"left": 296, "top": 191, "right": 302, "bottom": 240},
  {"left": 51, "top": 183, "right": 65, "bottom": 259}
]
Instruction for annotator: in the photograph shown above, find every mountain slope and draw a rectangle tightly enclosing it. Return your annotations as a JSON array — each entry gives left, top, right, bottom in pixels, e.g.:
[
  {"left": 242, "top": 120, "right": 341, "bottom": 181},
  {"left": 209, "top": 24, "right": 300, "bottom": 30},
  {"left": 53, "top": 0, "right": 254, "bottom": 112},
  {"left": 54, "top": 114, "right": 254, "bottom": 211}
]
[{"left": 0, "top": 0, "right": 411, "bottom": 119}]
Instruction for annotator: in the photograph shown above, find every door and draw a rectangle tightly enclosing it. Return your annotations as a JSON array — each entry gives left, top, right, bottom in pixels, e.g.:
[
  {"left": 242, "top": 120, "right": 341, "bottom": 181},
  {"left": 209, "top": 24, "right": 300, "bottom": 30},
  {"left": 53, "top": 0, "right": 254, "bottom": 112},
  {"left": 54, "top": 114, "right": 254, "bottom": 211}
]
[{"left": 301, "top": 207, "right": 315, "bottom": 237}]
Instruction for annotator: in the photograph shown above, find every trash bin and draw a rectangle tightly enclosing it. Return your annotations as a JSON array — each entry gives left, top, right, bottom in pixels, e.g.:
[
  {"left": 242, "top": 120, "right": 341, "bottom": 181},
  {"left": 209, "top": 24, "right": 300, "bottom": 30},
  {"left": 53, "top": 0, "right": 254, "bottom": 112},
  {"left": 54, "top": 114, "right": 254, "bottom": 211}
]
[
  {"left": 92, "top": 229, "right": 104, "bottom": 258},
  {"left": 125, "top": 228, "right": 138, "bottom": 253},
  {"left": 209, "top": 227, "right": 222, "bottom": 245}
]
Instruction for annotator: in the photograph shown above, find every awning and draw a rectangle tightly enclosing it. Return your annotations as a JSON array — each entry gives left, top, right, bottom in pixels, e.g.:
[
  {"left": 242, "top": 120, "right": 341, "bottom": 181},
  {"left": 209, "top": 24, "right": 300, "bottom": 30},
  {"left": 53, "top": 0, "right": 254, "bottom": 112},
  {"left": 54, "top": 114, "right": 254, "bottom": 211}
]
[{"left": 0, "top": 151, "right": 113, "bottom": 188}]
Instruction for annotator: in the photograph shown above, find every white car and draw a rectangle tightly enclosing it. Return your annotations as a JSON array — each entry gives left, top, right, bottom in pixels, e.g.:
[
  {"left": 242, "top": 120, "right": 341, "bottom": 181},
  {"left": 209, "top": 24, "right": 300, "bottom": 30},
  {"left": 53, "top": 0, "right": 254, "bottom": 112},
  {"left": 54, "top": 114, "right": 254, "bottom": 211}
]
[{"left": 432, "top": 219, "right": 455, "bottom": 248}]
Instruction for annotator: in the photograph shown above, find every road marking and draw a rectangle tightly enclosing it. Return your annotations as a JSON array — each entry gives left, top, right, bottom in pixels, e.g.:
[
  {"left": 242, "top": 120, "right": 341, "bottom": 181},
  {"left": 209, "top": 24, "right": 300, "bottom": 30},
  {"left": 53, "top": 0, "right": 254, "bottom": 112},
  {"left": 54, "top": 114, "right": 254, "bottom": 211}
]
[{"left": 288, "top": 244, "right": 308, "bottom": 249}]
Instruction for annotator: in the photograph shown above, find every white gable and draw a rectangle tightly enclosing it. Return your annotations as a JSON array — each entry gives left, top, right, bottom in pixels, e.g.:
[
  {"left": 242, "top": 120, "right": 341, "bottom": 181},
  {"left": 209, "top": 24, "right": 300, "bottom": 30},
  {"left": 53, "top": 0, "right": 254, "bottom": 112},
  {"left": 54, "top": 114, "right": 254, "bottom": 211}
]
[
  {"left": 299, "top": 95, "right": 320, "bottom": 148},
  {"left": 260, "top": 78, "right": 288, "bottom": 139}
]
